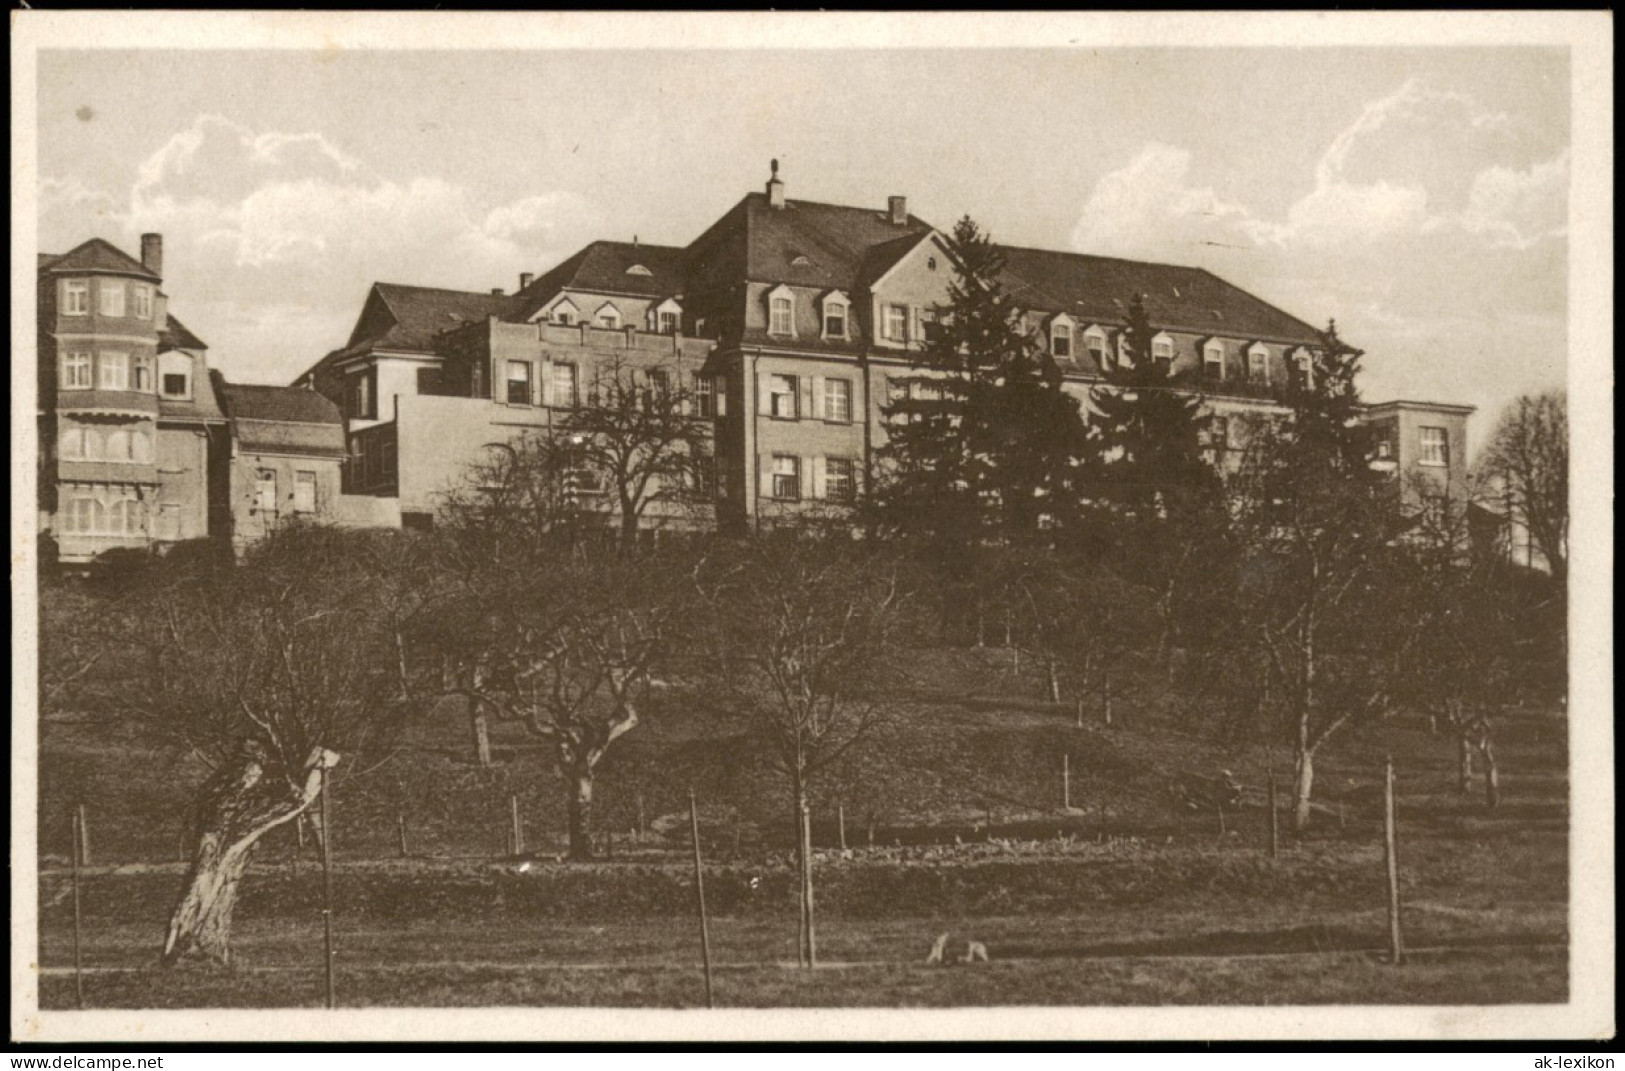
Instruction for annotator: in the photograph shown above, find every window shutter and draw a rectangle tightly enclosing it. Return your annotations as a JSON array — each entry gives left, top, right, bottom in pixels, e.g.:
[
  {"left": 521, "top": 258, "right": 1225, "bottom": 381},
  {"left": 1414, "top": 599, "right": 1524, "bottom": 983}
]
[
  {"left": 811, "top": 376, "right": 825, "bottom": 420},
  {"left": 757, "top": 372, "right": 772, "bottom": 416},
  {"left": 813, "top": 455, "right": 827, "bottom": 499},
  {"left": 800, "top": 456, "right": 814, "bottom": 501},
  {"left": 714, "top": 376, "right": 728, "bottom": 416},
  {"left": 797, "top": 376, "right": 813, "bottom": 420}
]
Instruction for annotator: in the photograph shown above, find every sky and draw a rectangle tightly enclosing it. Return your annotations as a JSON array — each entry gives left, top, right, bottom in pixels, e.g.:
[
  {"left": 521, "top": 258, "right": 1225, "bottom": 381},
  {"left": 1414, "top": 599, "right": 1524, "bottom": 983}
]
[{"left": 35, "top": 45, "right": 1571, "bottom": 453}]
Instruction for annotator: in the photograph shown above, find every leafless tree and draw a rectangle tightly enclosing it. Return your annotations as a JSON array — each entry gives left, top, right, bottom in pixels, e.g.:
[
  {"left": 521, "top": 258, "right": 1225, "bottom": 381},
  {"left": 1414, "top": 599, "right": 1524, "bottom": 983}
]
[
  {"left": 695, "top": 535, "right": 906, "bottom": 968},
  {"left": 1478, "top": 390, "right": 1567, "bottom": 584},
  {"left": 119, "top": 526, "right": 404, "bottom": 966}
]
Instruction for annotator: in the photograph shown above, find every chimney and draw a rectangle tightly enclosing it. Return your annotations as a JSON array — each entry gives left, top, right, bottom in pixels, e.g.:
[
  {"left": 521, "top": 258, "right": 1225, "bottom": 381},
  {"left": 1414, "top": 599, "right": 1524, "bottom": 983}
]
[
  {"left": 519, "top": 272, "right": 534, "bottom": 290},
  {"left": 766, "top": 158, "right": 786, "bottom": 210},
  {"left": 888, "top": 196, "right": 908, "bottom": 226},
  {"left": 491, "top": 287, "right": 505, "bottom": 297},
  {"left": 140, "top": 233, "right": 163, "bottom": 277}
]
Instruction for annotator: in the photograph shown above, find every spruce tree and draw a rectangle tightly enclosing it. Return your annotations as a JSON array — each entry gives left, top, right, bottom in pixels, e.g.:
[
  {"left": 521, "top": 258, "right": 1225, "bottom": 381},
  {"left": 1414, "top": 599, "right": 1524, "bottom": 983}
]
[{"left": 872, "top": 216, "right": 1088, "bottom": 545}]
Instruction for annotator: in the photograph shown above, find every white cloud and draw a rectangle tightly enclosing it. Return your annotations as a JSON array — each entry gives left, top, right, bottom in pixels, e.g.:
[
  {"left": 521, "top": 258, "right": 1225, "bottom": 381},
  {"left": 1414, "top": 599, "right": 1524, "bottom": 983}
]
[
  {"left": 41, "top": 114, "right": 605, "bottom": 384},
  {"left": 1065, "top": 79, "right": 1568, "bottom": 425}
]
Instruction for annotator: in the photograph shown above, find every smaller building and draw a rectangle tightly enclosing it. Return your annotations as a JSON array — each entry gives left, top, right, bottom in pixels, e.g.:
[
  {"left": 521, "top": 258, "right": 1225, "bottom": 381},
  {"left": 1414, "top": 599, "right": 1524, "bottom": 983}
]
[{"left": 216, "top": 380, "right": 349, "bottom": 551}]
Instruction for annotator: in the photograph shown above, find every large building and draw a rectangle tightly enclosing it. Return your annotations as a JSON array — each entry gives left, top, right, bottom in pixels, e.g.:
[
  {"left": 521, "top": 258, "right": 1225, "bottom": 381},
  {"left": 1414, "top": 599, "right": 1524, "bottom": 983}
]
[
  {"left": 298, "top": 165, "right": 1473, "bottom": 530},
  {"left": 38, "top": 234, "right": 368, "bottom": 564}
]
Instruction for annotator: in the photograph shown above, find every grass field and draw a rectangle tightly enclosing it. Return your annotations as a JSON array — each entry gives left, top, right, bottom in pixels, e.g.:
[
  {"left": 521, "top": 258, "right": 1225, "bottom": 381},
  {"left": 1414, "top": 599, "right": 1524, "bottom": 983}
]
[{"left": 33, "top": 633, "right": 1568, "bottom": 1008}]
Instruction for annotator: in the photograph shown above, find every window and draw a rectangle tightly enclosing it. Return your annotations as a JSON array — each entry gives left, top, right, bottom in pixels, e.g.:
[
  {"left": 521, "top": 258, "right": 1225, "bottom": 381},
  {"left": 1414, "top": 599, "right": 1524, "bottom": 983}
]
[
  {"left": 693, "top": 374, "right": 715, "bottom": 418},
  {"left": 62, "top": 351, "right": 92, "bottom": 390},
  {"left": 1085, "top": 329, "right": 1109, "bottom": 367},
  {"left": 133, "top": 353, "right": 153, "bottom": 392},
  {"left": 163, "top": 372, "right": 190, "bottom": 398},
  {"left": 1051, "top": 322, "right": 1073, "bottom": 358},
  {"left": 658, "top": 309, "right": 680, "bottom": 334},
  {"left": 596, "top": 304, "right": 621, "bottom": 329},
  {"left": 100, "top": 281, "right": 126, "bottom": 318},
  {"left": 1204, "top": 342, "right": 1225, "bottom": 379},
  {"left": 292, "top": 471, "right": 317, "bottom": 514},
  {"left": 112, "top": 498, "right": 144, "bottom": 536},
  {"left": 646, "top": 369, "right": 671, "bottom": 397},
  {"left": 824, "top": 301, "right": 848, "bottom": 339},
  {"left": 1419, "top": 427, "right": 1449, "bottom": 467},
  {"left": 825, "top": 458, "right": 857, "bottom": 503},
  {"left": 771, "top": 455, "right": 800, "bottom": 500},
  {"left": 769, "top": 374, "right": 799, "bottom": 419},
  {"left": 132, "top": 285, "right": 153, "bottom": 320},
  {"left": 506, "top": 360, "right": 532, "bottom": 405},
  {"left": 1248, "top": 347, "right": 1270, "bottom": 384},
  {"left": 917, "top": 307, "right": 939, "bottom": 342},
  {"left": 59, "top": 426, "right": 86, "bottom": 460},
  {"left": 551, "top": 362, "right": 578, "bottom": 408},
  {"left": 256, "top": 470, "right": 278, "bottom": 513},
  {"left": 1152, "top": 335, "right": 1174, "bottom": 367},
  {"left": 62, "top": 280, "right": 89, "bottom": 316},
  {"left": 625, "top": 264, "right": 653, "bottom": 277},
  {"left": 106, "top": 429, "right": 132, "bottom": 462},
  {"left": 1376, "top": 438, "right": 1393, "bottom": 460},
  {"left": 884, "top": 304, "right": 909, "bottom": 342},
  {"left": 63, "top": 497, "right": 103, "bottom": 534},
  {"left": 98, "top": 352, "right": 129, "bottom": 391},
  {"left": 769, "top": 295, "right": 794, "bottom": 336},
  {"left": 823, "top": 377, "right": 852, "bottom": 423},
  {"left": 1292, "top": 350, "right": 1313, "bottom": 391},
  {"left": 554, "top": 309, "right": 574, "bottom": 326}
]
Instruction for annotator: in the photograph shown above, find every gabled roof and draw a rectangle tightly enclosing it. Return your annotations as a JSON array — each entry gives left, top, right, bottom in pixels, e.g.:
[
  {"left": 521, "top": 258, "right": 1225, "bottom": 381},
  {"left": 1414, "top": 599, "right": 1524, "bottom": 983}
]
[
  {"left": 160, "top": 315, "right": 207, "bottom": 352},
  {"left": 857, "top": 229, "right": 941, "bottom": 290},
  {"left": 220, "top": 381, "right": 347, "bottom": 458},
  {"left": 367, "top": 282, "right": 518, "bottom": 353},
  {"left": 998, "top": 247, "right": 1322, "bottom": 347},
  {"left": 38, "top": 253, "right": 61, "bottom": 271},
  {"left": 512, "top": 241, "right": 686, "bottom": 320},
  {"left": 736, "top": 192, "right": 934, "bottom": 289},
  {"left": 39, "top": 238, "right": 160, "bottom": 281}
]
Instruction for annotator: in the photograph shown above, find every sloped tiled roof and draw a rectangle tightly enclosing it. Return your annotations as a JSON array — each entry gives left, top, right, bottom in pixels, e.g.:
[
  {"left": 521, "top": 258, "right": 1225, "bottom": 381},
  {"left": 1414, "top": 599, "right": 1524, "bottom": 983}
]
[
  {"left": 737, "top": 193, "right": 933, "bottom": 289},
  {"left": 512, "top": 241, "right": 686, "bottom": 320},
  {"left": 371, "top": 283, "right": 518, "bottom": 353},
  {"left": 39, "top": 238, "right": 160, "bottom": 280},
  {"left": 38, "top": 253, "right": 61, "bottom": 270},
  {"left": 221, "top": 383, "right": 346, "bottom": 457},
  {"left": 998, "top": 246, "right": 1322, "bottom": 346},
  {"left": 160, "top": 315, "right": 207, "bottom": 352}
]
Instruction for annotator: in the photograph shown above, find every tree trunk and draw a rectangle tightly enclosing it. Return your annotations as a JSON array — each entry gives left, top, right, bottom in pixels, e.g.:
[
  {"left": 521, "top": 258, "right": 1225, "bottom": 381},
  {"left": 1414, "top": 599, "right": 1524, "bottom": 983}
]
[
  {"left": 163, "top": 742, "right": 339, "bottom": 967},
  {"left": 1457, "top": 732, "right": 1475, "bottom": 794},
  {"left": 619, "top": 505, "right": 640, "bottom": 549},
  {"left": 1291, "top": 745, "right": 1315, "bottom": 832},
  {"left": 470, "top": 700, "right": 493, "bottom": 768},
  {"left": 566, "top": 765, "right": 595, "bottom": 861},
  {"left": 1478, "top": 729, "right": 1500, "bottom": 810},
  {"left": 800, "top": 792, "right": 816, "bottom": 969},
  {"left": 1102, "top": 668, "right": 1113, "bottom": 727},
  {"left": 1046, "top": 658, "right": 1060, "bottom": 703},
  {"left": 394, "top": 629, "right": 410, "bottom": 701}
]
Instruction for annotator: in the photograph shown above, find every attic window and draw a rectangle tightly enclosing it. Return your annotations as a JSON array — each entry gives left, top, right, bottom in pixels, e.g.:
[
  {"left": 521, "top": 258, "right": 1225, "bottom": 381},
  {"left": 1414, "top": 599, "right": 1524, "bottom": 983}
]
[
  {"left": 625, "top": 264, "right": 653, "bottom": 277},
  {"left": 1212, "top": 310, "right": 1224, "bottom": 321},
  {"left": 791, "top": 254, "right": 812, "bottom": 268},
  {"left": 927, "top": 256, "right": 938, "bottom": 271}
]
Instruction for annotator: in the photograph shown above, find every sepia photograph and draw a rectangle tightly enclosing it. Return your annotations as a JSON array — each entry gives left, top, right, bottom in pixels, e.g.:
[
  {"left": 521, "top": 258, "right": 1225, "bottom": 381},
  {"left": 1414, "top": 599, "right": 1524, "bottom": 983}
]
[{"left": 10, "top": 11, "right": 1612, "bottom": 1045}]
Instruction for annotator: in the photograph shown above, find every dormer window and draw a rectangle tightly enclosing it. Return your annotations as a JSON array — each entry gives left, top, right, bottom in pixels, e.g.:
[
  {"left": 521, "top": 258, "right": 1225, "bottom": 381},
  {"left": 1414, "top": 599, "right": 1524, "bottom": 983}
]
[
  {"left": 883, "top": 303, "right": 909, "bottom": 342},
  {"left": 821, "top": 292, "right": 850, "bottom": 340},
  {"left": 1049, "top": 315, "right": 1076, "bottom": 359},
  {"left": 625, "top": 264, "right": 653, "bottom": 277},
  {"left": 1203, "top": 340, "right": 1225, "bottom": 380},
  {"left": 1084, "top": 327, "right": 1109, "bottom": 368},
  {"left": 791, "top": 254, "right": 813, "bottom": 268},
  {"left": 1247, "top": 343, "right": 1271, "bottom": 384},
  {"left": 1151, "top": 332, "right": 1174, "bottom": 366},
  {"left": 161, "top": 352, "right": 194, "bottom": 401},
  {"left": 766, "top": 285, "right": 796, "bottom": 337},
  {"left": 1291, "top": 348, "right": 1314, "bottom": 390},
  {"left": 595, "top": 302, "right": 622, "bottom": 329},
  {"left": 62, "top": 280, "right": 89, "bottom": 316},
  {"left": 651, "top": 297, "right": 683, "bottom": 335},
  {"left": 544, "top": 297, "right": 580, "bottom": 326}
]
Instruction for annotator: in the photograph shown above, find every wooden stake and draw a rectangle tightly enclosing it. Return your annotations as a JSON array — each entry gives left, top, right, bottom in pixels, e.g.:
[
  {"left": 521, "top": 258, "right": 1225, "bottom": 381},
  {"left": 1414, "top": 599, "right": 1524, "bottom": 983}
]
[
  {"left": 76, "top": 803, "right": 90, "bottom": 867},
  {"left": 320, "top": 766, "right": 337, "bottom": 1008},
  {"left": 71, "top": 809, "right": 84, "bottom": 1010},
  {"left": 1062, "top": 754, "right": 1071, "bottom": 810},
  {"left": 397, "top": 814, "right": 408, "bottom": 858},
  {"left": 1384, "top": 756, "right": 1404, "bottom": 966},
  {"left": 801, "top": 800, "right": 817, "bottom": 968},
  {"left": 1075, "top": 696, "right": 1085, "bottom": 729},
  {"left": 867, "top": 811, "right": 876, "bottom": 848},
  {"left": 509, "top": 794, "right": 523, "bottom": 856},
  {"left": 837, "top": 803, "right": 847, "bottom": 851},
  {"left": 1268, "top": 773, "right": 1280, "bottom": 859},
  {"left": 689, "top": 790, "right": 714, "bottom": 1008},
  {"left": 1217, "top": 798, "right": 1227, "bottom": 837},
  {"left": 636, "top": 792, "right": 647, "bottom": 835}
]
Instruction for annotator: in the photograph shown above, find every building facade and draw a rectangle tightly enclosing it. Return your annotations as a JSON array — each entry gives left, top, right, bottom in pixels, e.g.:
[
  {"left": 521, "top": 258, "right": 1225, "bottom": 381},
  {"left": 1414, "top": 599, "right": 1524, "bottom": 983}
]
[{"left": 297, "top": 166, "right": 1473, "bottom": 530}]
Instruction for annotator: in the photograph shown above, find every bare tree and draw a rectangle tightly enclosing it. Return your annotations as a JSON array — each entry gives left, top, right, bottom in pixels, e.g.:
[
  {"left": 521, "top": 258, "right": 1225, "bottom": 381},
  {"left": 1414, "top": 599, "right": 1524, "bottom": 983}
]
[
  {"left": 695, "top": 535, "right": 905, "bottom": 968},
  {"left": 1478, "top": 390, "right": 1567, "bottom": 584},
  {"left": 124, "top": 526, "right": 403, "bottom": 966},
  {"left": 561, "top": 354, "right": 715, "bottom": 545}
]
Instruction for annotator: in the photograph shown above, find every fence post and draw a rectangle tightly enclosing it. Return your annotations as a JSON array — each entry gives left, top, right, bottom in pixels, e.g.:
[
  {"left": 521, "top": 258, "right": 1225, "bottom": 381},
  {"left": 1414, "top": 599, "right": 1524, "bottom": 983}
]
[
  {"left": 320, "top": 766, "right": 337, "bottom": 1008},
  {"left": 76, "top": 803, "right": 90, "bottom": 867},
  {"left": 801, "top": 800, "right": 817, "bottom": 968},
  {"left": 1217, "top": 797, "right": 1227, "bottom": 838},
  {"left": 867, "top": 811, "right": 876, "bottom": 848},
  {"left": 689, "top": 790, "right": 714, "bottom": 1008},
  {"left": 397, "top": 814, "right": 409, "bottom": 859},
  {"left": 1268, "top": 772, "right": 1280, "bottom": 859},
  {"left": 636, "top": 792, "right": 647, "bottom": 836},
  {"left": 837, "top": 803, "right": 847, "bottom": 851},
  {"left": 1062, "top": 754, "right": 1071, "bottom": 810},
  {"left": 510, "top": 794, "right": 524, "bottom": 857},
  {"left": 71, "top": 809, "right": 84, "bottom": 1010},
  {"left": 1384, "top": 756, "right": 1404, "bottom": 966}
]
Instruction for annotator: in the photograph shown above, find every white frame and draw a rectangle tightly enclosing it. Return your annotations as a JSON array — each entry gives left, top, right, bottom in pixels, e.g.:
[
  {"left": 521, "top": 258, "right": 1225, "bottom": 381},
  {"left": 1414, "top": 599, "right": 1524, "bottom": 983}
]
[
  {"left": 62, "top": 279, "right": 89, "bottom": 316},
  {"left": 99, "top": 280, "right": 126, "bottom": 318}
]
